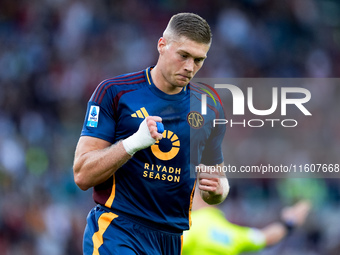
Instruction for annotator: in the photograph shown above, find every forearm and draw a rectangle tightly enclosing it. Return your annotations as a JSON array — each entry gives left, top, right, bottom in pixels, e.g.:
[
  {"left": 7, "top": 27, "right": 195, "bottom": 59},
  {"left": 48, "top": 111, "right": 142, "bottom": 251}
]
[
  {"left": 261, "top": 222, "right": 287, "bottom": 246},
  {"left": 73, "top": 140, "right": 131, "bottom": 190},
  {"left": 262, "top": 200, "right": 311, "bottom": 246},
  {"left": 73, "top": 117, "right": 163, "bottom": 191}
]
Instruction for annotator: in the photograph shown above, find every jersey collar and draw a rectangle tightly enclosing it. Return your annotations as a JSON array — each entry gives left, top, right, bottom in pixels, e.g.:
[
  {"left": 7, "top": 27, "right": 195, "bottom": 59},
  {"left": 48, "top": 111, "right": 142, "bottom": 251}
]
[{"left": 145, "top": 66, "right": 188, "bottom": 101}]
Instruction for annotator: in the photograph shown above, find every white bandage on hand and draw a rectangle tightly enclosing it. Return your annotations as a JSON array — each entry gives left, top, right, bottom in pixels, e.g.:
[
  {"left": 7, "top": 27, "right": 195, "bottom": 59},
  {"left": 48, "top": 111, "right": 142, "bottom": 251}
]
[
  {"left": 122, "top": 118, "right": 157, "bottom": 155},
  {"left": 220, "top": 177, "right": 230, "bottom": 199}
]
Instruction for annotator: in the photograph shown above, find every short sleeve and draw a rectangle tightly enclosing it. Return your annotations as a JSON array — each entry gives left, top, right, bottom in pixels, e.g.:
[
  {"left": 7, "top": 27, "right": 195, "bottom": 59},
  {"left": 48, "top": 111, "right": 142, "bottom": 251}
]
[
  {"left": 80, "top": 84, "right": 116, "bottom": 143},
  {"left": 200, "top": 103, "right": 226, "bottom": 165},
  {"left": 236, "top": 227, "right": 266, "bottom": 252}
]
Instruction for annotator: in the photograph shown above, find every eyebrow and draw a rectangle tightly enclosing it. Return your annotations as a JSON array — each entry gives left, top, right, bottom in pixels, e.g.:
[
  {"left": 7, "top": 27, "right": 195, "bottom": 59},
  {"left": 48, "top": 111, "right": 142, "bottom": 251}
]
[{"left": 178, "top": 50, "right": 207, "bottom": 60}]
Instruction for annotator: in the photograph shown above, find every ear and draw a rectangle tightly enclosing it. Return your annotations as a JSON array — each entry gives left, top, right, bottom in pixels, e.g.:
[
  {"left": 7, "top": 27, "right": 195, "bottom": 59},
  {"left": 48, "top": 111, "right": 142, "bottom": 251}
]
[{"left": 157, "top": 37, "right": 167, "bottom": 54}]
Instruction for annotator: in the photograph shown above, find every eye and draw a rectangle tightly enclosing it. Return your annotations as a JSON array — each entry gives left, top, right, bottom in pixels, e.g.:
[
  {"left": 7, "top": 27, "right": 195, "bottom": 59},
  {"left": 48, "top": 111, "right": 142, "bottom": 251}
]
[
  {"left": 195, "top": 58, "right": 204, "bottom": 64},
  {"left": 181, "top": 54, "right": 188, "bottom": 59}
]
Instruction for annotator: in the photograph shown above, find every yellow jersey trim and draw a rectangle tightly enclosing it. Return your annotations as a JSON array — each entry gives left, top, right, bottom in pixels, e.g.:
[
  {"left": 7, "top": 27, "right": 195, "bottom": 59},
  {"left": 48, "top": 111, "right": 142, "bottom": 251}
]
[
  {"left": 104, "top": 175, "right": 116, "bottom": 208},
  {"left": 146, "top": 67, "right": 152, "bottom": 85}
]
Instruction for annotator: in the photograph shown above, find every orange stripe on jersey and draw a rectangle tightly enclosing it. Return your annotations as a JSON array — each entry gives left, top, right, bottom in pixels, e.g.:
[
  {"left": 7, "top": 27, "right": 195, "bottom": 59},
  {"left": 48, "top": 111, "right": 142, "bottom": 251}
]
[
  {"left": 188, "top": 180, "right": 197, "bottom": 227},
  {"left": 92, "top": 212, "right": 118, "bottom": 255},
  {"left": 180, "top": 234, "right": 183, "bottom": 255},
  {"left": 105, "top": 174, "right": 116, "bottom": 208}
]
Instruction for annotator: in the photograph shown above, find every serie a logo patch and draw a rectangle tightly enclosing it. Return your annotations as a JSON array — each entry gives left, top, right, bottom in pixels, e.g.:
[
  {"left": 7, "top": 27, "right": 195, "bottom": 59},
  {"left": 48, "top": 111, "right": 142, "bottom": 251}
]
[
  {"left": 86, "top": 106, "right": 100, "bottom": 127},
  {"left": 187, "top": 111, "right": 204, "bottom": 129}
]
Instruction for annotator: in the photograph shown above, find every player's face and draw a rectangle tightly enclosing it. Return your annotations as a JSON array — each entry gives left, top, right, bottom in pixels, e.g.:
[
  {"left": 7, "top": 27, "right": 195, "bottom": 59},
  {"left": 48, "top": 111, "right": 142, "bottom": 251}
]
[{"left": 159, "top": 36, "right": 210, "bottom": 91}]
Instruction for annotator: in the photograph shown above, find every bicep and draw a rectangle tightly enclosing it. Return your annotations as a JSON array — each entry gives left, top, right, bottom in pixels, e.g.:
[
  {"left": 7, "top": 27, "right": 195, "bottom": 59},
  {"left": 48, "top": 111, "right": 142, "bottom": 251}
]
[
  {"left": 73, "top": 136, "right": 119, "bottom": 190},
  {"left": 74, "top": 136, "right": 112, "bottom": 161}
]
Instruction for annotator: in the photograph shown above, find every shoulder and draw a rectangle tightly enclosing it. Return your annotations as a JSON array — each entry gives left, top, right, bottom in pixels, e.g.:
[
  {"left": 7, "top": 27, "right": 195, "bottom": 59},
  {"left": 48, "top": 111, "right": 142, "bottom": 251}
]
[
  {"left": 188, "top": 82, "right": 225, "bottom": 119},
  {"left": 188, "top": 82, "right": 206, "bottom": 98},
  {"left": 188, "top": 82, "right": 223, "bottom": 107},
  {"left": 90, "top": 70, "right": 147, "bottom": 104}
]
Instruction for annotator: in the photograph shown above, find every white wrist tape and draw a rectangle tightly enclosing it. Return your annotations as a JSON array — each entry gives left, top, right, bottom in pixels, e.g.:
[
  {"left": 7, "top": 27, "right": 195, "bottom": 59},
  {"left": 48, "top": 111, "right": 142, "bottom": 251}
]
[
  {"left": 220, "top": 177, "right": 230, "bottom": 199},
  {"left": 122, "top": 119, "right": 157, "bottom": 155}
]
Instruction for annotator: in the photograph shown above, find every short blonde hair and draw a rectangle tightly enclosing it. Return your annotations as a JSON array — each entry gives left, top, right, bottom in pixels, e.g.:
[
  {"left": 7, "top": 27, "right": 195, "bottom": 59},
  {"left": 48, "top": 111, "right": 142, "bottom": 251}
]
[{"left": 164, "top": 13, "right": 212, "bottom": 45}]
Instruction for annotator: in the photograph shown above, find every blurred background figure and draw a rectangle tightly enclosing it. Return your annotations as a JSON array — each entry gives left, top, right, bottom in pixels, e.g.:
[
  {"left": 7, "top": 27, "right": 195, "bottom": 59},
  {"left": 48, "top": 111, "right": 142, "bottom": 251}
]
[{"left": 182, "top": 189, "right": 311, "bottom": 255}]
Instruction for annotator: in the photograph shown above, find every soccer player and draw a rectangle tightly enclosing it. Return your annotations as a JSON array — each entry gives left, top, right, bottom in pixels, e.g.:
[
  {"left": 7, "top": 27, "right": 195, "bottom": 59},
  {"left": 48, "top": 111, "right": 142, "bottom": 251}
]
[
  {"left": 182, "top": 189, "right": 311, "bottom": 255},
  {"left": 73, "top": 13, "right": 229, "bottom": 254}
]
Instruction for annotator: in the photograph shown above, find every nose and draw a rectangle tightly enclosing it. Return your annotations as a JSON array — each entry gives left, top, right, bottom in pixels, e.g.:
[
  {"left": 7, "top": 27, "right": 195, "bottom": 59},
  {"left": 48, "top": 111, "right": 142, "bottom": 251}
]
[{"left": 184, "top": 58, "right": 194, "bottom": 73}]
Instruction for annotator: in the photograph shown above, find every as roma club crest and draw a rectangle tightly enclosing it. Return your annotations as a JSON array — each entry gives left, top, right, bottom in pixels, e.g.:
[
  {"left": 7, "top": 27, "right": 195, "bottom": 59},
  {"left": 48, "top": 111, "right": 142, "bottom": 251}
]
[{"left": 187, "top": 111, "right": 204, "bottom": 129}]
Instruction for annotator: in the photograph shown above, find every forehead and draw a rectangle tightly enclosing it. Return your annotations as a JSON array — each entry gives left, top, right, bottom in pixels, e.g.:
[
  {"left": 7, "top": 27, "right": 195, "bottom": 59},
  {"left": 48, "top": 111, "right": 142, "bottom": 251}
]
[{"left": 170, "top": 36, "right": 210, "bottom": 58}]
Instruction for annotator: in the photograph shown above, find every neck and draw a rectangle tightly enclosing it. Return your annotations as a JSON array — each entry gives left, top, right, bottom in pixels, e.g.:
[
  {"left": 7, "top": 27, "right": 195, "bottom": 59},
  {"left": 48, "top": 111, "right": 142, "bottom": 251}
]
[{"left": 150, "top": 66, "right": 184, "bottom": 95}]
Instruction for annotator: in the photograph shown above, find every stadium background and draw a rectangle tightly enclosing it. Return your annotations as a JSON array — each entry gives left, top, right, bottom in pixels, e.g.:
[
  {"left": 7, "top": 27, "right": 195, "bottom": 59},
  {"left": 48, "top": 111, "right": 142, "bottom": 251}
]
[{"left": 1, "top": 0, "right": 340, "bottom": 254}]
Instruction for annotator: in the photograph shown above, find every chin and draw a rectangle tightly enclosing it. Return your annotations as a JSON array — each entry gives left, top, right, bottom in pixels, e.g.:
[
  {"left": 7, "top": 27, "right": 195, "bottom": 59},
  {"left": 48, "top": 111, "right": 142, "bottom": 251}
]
[
  {"left": 176, "top": 83, "right": 189, "bottom": 88},
  {"left": 176, "top": 79, "right": 190, "bottom": 87}
]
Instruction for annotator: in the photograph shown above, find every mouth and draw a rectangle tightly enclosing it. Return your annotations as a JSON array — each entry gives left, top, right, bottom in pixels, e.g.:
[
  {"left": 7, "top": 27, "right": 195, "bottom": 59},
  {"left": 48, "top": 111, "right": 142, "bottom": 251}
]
[{"left": 178, "top": 74, "right": 191, "bottom": 80}]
